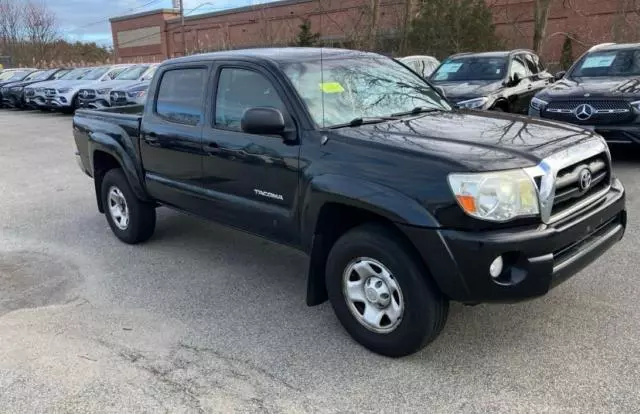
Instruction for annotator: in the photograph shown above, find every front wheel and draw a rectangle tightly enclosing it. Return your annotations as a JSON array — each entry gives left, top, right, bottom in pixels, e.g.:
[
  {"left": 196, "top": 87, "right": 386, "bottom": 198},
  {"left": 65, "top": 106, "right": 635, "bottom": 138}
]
[
  {"left": 325, "top": 223, "right": 449, "bottom": 357},
  {"left": 101, "top": 168, "right": 156, "bottom": 244}
]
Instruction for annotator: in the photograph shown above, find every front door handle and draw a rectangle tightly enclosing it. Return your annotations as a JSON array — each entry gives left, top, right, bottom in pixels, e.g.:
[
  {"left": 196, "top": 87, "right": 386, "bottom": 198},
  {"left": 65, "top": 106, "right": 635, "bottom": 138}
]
[
  {"left": 143, "top": 132, "right": 160, "bottom": 145},
  {"left": 205, "top": 142, "right": 221, "bottom": 154}
]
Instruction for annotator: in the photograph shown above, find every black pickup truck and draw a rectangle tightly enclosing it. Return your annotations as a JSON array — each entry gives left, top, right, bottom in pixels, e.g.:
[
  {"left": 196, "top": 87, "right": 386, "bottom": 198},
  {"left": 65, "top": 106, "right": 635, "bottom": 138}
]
[{"left": 73, "top": 48, "right": 627, "bottom": 357}]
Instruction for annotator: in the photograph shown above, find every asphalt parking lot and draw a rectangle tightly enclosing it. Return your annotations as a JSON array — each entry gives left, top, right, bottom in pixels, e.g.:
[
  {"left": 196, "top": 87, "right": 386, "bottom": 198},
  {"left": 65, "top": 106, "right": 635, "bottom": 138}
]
[{"left": 1, "top": 109, "right": 639, "bottom": 413}]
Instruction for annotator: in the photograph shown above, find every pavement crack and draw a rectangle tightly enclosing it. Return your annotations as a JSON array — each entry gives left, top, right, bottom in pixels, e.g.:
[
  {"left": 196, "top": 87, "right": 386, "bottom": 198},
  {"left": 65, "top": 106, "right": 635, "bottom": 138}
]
[{"left": 178, "top": 341, "right": 300, "bottom": 392}]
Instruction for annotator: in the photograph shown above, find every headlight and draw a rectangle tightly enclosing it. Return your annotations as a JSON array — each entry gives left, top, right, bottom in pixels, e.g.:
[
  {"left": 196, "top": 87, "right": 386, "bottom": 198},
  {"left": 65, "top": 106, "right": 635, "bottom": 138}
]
[
  {"left": 457, "top": 97, "right": 489, "bottom": 109},
  {"left": 35, "top": 88, "right": 43, "bottom": 92},
  {"left": 58, "top": 88, "right": 71, "bottom": 93},
  {"left": 127, "top": 90, "right": 146, "bottom": 98},
  {"left": 448, "top": 169, "right": 539, "bottom": 222},
  {"left": 631, "top": 100, "right": 640, "bottom": 111},
  {"left": 11, "top": 86, "right": 22, "bottom": 92},
  {"left": 530, "top": 97, "right": 548, "bottom": 111},
  {"left": 97, "top": 88, "right": 111, "bottom": 95}
]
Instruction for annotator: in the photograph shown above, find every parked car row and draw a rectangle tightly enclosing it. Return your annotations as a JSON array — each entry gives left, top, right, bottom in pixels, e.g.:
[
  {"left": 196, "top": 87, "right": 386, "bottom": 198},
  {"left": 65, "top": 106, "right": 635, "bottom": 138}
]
[
  {"left": 0, "top": 63, "right": 157, "bottom": 113},
  {"left": 418, "top": 42, "right": 640, "bottom": 146}
]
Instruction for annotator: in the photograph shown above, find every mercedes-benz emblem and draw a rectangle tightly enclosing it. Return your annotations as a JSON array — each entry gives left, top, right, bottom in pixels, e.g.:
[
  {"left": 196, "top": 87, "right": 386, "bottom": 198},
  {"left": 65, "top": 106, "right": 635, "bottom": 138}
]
[
  {"left": 575, "top": 104, "right": 594, "bottom": 120},
  {"left": 579, "top": 168, "right": 592, "bottom": 191}
]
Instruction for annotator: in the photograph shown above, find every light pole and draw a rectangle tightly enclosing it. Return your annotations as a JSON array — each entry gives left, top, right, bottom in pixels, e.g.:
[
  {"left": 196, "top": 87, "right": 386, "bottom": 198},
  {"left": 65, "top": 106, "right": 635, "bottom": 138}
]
[{"left": 180, "top": 0, "right": 186, "bottom": 55}]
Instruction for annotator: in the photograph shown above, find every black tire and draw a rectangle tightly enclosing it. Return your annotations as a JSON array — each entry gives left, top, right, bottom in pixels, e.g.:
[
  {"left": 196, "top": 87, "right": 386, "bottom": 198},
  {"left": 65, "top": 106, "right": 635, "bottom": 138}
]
[
  {"left": 101, "top": 168, "right": 156, "bottom": 244},
  {"left": 325, "top": 223, "right": 449, "bottom": 357}
]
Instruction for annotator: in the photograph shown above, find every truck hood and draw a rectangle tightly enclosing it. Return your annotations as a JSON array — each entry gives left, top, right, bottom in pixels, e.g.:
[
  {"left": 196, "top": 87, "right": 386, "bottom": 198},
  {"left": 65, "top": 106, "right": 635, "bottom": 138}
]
[
  {"left": 432, "top": 80, "right": 503, "bottom": 100},
  {"left": 537, "top": 76, "right": 640, "bottom": 100},
  {"left": 333, "top": 110, "right": 597, "bottom": 171}
]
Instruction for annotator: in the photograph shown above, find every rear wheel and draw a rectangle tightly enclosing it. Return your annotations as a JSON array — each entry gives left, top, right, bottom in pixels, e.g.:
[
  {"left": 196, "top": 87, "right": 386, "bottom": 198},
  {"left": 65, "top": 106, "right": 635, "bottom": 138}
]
[
  {"left": 101, "top": 169, "right": 156, "bottom": 244},
  {"left": 325, "top": 223, "right": 449, "bottom": 357}
]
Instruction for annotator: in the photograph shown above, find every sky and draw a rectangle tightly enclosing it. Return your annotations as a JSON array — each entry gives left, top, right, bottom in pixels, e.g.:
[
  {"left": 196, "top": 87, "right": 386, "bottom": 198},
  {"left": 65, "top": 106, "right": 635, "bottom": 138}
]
[{"left": 50, "top": 0, "right": 276, "bottom": 46}]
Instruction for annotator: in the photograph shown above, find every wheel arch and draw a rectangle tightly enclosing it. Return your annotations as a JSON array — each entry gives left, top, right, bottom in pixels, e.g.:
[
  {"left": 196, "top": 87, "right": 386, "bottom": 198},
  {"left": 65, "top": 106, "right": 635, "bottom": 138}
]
[{"left": 302, "top": 175, "right": 439, "bottom": 306}]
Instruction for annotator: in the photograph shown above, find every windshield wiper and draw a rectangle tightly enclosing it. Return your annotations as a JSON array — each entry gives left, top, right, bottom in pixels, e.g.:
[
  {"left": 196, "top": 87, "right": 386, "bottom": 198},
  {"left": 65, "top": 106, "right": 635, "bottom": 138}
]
[
  {"left": 328, "top": 116, "right": 399, "bottom": 129},
  {"left": 391, "top": 107, "right": 443, "bottom": 117}
]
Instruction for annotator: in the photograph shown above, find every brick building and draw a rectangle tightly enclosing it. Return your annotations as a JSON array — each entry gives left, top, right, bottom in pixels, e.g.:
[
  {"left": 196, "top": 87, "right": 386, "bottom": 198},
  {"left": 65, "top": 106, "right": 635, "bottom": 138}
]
[{"left": 110, "top": 0, "right": 633, "bottom": 64}]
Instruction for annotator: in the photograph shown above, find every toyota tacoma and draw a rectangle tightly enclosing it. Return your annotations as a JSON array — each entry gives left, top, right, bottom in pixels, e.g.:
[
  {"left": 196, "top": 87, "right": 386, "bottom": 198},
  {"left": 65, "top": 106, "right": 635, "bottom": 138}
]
[{"left": 72, "top": 48, "right": 627, "bottom": 357}]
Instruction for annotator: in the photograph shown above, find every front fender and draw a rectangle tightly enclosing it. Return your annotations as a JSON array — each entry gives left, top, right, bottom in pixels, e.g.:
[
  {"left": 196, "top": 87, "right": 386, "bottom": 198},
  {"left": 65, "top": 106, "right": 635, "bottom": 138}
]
[{"left": 301, "top": 174, "right": 438, "bottom": 250}]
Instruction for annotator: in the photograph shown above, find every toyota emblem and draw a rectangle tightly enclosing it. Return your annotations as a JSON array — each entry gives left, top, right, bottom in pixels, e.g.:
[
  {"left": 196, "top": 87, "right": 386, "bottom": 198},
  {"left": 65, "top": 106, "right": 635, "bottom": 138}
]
[
  {"left": 579, "top": 168, "right": 592, "bottom": 191},
  {"left": 575, "top": 104, "right": 595, "bottom": 120}
]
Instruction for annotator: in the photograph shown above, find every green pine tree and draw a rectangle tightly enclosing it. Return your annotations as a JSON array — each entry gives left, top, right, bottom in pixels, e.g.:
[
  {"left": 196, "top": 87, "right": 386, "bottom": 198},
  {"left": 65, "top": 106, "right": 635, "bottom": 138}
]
[
  {"left": 295, "top": 19, "right": 320, "bottom": 47},
  {"left": 560, "top": 35, "right": 573, "bottom": 70}
]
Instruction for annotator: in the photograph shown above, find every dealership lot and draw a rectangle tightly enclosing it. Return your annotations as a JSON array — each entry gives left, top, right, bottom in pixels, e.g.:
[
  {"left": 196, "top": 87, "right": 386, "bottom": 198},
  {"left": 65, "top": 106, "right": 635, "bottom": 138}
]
[{"left": 1, "top": 109, "right": 640, "bottom": 413}]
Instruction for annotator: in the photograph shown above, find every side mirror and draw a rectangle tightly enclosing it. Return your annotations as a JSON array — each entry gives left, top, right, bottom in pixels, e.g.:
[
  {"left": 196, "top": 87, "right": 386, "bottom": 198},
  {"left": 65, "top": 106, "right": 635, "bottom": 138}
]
[
  {"left": 508, "top": 73, "right": 522, "bottom": 86},
  {"left": 554, "top": 71, "right": 566, "bottom": 81},
  {"left": 241, "top": 107, "right": 286, "bottom": 136}
]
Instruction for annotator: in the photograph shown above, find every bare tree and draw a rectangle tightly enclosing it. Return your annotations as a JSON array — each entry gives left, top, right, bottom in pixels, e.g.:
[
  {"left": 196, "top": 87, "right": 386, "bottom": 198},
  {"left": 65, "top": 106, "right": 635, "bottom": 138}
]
[
  {"left": 0, "top": 0, "right": 23, "bottom": 58},
  {"left": 532, "top": 0, "right": 552, "bottom": 53},
  {"left": 23, "top": 1, "right": 58, "bottom": 61}
]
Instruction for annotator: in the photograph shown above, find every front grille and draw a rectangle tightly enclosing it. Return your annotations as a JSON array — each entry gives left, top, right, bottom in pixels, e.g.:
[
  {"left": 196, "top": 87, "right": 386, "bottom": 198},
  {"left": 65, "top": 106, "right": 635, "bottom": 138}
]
[
  {"left": 35, "top": 87, "right": 44, "bottom": 93},
  {"left": 110, "top": 91, "right": 126, "bottom": 105},
  {"left": 551, "top": 153, "right": 610, "bottom": 218},
  {"left": 79, "top": 89, "right": 96, "bottom": 100},
  {"left": 542, "top": 100, "right": 633, "bottom": 125},
  {"left": 44, "top": 88, "right": 56, "bottom": 97},
  {"left": 24, "top": 88, "right": 35, "bottom": 97}
]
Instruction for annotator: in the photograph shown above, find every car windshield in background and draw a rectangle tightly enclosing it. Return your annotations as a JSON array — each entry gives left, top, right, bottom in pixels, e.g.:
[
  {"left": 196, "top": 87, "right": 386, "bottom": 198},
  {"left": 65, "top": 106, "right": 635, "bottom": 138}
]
[
  {"left": 23, "top": 71, "right": 42, "bottom": 81},
  {"left": 115, "top": 65, "right": 150, "bottom": 80},
  {"left": 82, "top": 67, "right": 109, "bottom": 80},
  {"left": 5, "top": 71, "right": 31, "bottom": 81},
  {"left": 431, "top": 57, "right": 507, "bottom": 82},
  {"left": 61, "top": 68, "right": 91, "bottom": 80},
  {"left": 570, "top": 49, "right": 640, "bottom": 77},
  {"left": 53, "top": 69, "right": 71, "bottom": 79},
  {"left": 280, "top": 54, "right": 450, "bottom": 128}
]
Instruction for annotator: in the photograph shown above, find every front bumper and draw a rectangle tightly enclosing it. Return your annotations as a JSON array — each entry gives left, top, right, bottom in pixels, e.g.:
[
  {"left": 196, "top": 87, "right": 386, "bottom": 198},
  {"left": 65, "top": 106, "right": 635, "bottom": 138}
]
[
  {"left": 529, "top": 108, "right": 640, "bottom": 145},
  {"left": 400, "top": 179, "right": 626, "bottom": 303}
]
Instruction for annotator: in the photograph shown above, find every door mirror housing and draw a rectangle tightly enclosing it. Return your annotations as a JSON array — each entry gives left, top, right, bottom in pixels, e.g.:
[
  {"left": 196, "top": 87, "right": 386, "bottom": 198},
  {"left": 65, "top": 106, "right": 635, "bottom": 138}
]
[
  {"left": 507, "top": 72, "right": 522, "bottom": 86},
  {"left": 434, "top": 85, "right": 446, "bottom": 97},
  {"left": 241, "top": 107, "right": 286, "bottom": 136},
  {"left": 554, "top": 71, "right": 566, "bottom": 81}
]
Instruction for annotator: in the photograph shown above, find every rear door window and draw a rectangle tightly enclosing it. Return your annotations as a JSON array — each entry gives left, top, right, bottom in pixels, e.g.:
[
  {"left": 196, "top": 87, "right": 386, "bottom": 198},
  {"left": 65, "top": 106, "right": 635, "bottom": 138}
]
[{"left": 155, "top": 68, "right": 206, "bottom": 126}]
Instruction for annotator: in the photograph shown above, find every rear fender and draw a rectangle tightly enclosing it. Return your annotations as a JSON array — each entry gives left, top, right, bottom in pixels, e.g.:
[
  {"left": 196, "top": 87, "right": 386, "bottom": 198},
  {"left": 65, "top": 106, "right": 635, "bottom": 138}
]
[{"left": 88, "top": 131, "right": 149, "bottom": 205}]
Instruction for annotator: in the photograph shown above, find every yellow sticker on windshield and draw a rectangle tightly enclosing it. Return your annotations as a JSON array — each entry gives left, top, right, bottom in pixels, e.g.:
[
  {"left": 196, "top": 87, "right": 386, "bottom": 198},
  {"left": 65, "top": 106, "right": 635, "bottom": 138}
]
[{"left": 319, "top": 82, "right": 344, "bottom": 93}]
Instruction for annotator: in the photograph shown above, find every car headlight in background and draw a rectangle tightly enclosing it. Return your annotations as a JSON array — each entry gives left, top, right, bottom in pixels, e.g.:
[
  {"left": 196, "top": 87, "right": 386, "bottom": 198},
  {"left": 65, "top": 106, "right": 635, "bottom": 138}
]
[
  {"left": 530, "top": 97, "right": 548, "bottom": 111},
  {"left": 97, "top": 88, "right": 111, "bottom": 95},
  {"left": 127, "top": 90, "right": 147, "bottom": 98},
  {"left": 456, "top": 97, "right": 489, "bottom": 109},
  {"left": 448, "top": 169, "right": 539, "bottom": 222},
  {"left": 57, "top": 88, "right": 71, "bottom": 93},
  {"left": 10, "top": 86, "right": 22, "bottom": 92},
  {"left": 630, "top": 100, "right": 640, "bottom": 111}
]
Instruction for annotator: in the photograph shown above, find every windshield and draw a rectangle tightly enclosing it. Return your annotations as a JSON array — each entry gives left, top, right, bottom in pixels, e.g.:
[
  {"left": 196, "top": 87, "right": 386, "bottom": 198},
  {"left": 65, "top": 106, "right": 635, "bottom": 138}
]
[
  {"left": 2, "top": 70, "right": 31, "bottom": 82},
  {"left": 431, "top": 56, "right": 507, "bottom": 82},
  {"left": 32, "top": 69, "right": 57, "bottom": 81},
  {"left": 280, "top": 53, "right": 450, "bottom": 128},
  {"left": 82, "top": 67, "right": 109, "bottom": 80},
  {"left": 22, "top": 71, "right": 42, "bottom": 81},
  {"left": 53, "top": 69, "right": 71, "bottom": 79},
  {"left": 115, "top": 65, "right": 150, "bottom": 80},
  {"left": 60, "top": 68, "right": 91, "bottom": 80},
  {"left": 570, "top": 49, "right": 640, "bottom": 78}
]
